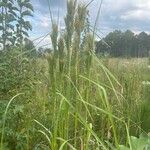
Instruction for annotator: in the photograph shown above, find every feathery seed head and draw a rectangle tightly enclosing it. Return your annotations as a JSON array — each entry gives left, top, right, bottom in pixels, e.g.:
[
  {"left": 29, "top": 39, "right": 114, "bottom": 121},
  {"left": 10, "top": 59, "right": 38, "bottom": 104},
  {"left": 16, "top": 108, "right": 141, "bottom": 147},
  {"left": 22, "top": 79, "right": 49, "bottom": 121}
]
[
  {"left": 50, "top": 22, "right": 58, "bottom": 52},
  {"left": 58, "top": 37, "right": 64, "bottom": 58},
  {"left": 74, "top": 4, "right": 87, "bottom": 35},
  {"left": 84, "top": 33, "right": 95, "bottom": 53}
]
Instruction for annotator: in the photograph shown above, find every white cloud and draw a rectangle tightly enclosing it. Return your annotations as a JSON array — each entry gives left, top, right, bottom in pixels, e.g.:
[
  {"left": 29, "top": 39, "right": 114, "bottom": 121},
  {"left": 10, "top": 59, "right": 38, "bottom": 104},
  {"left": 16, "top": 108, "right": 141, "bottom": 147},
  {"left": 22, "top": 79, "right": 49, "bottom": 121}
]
[
  {"left": 120, "top": 0, "right": 150, "bottom": 21},
  {"left": 135, "top": 0, "right": 150, "bottom": 9},
  {"left": 121, "top": 9, "right": 150, "bottom": 21},
  {"left": 30, "top": 0, "right": 150, "bottom": 42},
  {"left": 40, "top": 16, "right": 50, "bottom": 27}
]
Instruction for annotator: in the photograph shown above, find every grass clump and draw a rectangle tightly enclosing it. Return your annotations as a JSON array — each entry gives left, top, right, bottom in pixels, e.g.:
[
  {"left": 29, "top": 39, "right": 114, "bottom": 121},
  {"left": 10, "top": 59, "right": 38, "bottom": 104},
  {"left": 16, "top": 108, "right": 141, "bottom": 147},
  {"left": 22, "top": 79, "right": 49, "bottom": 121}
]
[
  {"left": 0, "top": 0, "right": 150, "bottom": 150},
  {"left": 33, "top": 1, "right": 149, "bottom": 149}
]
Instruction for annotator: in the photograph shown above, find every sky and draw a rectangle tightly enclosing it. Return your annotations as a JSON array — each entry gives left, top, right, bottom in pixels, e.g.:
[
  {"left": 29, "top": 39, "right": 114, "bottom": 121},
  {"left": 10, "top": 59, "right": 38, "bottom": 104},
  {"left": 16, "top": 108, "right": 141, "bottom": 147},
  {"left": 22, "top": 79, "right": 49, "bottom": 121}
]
[{"left": 30, "top": 0, "right": 150, "bottom": 48}]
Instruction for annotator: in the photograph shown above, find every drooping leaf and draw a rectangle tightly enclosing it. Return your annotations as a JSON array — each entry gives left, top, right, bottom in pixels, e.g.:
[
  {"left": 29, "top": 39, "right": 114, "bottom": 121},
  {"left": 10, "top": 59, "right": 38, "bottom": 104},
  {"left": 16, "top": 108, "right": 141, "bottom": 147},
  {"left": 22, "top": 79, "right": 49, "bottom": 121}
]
[
  {"left": 23, "top": 21, "right": 32, "bottom": 30},
  {"left": 24, "top": 2, "right": 34, "bottom": 11},
  {"left": 6, "top": 24, "right": 14, "bottom": 31},
  {"left": 21, "top": 30, "right": 29, "bottom": 37},
  {"left": 18, "top": 33, "right": 23, "bottom": 39},
  {"left": 17, "top": 0, "right": 22, "bottom": 7},
  {"left": 2, "top": 34, "right": 7, "bottom": 39},
  {"left": 18, "top": 18, "right": 25, "bottom": 25},
  {"left": 2, "top": 0, "right": 8, "bottom": 4},
  {"left": 21, "top": 10, "right": 33, "bottom": 17},
  {"left": 8, "top": 37, "right": 15, "bottom": 44},
  {"left": 11, "top": 6, "right": 19, "bottom": 11},
  {"left": 8, "top": 10, "right": 17, "bottom": 17},
  {"left": 6, "top": 14, "right": 16, "bottom": 22},
  {"left": 0, "top": 2, "right": 6, "bottom": 7},
  {"left": 0, "top": 14, "right": 3, "bottom": 21},
  {"left": 6, "top": 0, "right": 14, "bottom": 4},
  {"left": 5, "top": 31, "right": 12, "bottom": 36},
  {"left": 0, "top": 26, "right": 4, "bottom": 30},
  {"left": 7, "top": 2, "right": 12, "bottom": 8}
]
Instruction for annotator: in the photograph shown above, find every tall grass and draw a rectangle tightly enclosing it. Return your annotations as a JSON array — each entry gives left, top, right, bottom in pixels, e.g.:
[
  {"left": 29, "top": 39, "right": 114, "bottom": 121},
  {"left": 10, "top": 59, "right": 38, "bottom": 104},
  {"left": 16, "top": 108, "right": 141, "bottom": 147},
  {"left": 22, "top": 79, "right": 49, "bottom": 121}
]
[
  {"left": 1, "top": 0, "right": 150, "bottom": 149},
  {"left": 33, "top": 0, "right": 149, "bottom": 149}
]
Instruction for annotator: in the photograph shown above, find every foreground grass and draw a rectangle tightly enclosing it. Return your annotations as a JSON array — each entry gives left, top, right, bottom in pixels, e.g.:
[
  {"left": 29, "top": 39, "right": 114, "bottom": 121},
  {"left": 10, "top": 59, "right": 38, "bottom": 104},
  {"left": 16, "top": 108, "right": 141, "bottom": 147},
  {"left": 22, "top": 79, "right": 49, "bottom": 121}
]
[
  {"left": 0, "top": 0, "right": 150, "bottom": 149},
  {"left": 0, "top": 56, "right": 150, "bottom": 149}
]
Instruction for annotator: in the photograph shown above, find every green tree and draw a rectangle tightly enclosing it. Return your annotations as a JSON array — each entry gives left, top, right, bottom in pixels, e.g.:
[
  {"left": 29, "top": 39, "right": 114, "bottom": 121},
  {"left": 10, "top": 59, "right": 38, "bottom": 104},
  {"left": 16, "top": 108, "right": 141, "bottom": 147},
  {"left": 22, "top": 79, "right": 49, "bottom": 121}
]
[
  {"left": 122, "top": 30, "right": 135, "bottom": 57},
  {"left": 137, "top": 32, "right": 149, "bottom": 57},
  {"left": 0, "top": 0, "right": 34, "bottom": 50},
  {"left": 105, "top": 30, "right": 123, "bottom": 57},
  {"left": 96, "top": 30, "right": 150, "bottom": 57},
  {"left": 16, "top": 0, "right": 33, "bottom": 46},
  {"left": 0, "top": 0, "right": 18, "bottom": 50}
]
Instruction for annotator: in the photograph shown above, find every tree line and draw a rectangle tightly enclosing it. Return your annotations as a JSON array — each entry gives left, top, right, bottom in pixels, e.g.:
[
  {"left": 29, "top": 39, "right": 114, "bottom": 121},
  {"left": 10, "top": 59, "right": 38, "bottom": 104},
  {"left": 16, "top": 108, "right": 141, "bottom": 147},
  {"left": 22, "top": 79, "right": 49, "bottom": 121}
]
[{"left": 96, "top": 30, "right": 150, "bottom": 57}]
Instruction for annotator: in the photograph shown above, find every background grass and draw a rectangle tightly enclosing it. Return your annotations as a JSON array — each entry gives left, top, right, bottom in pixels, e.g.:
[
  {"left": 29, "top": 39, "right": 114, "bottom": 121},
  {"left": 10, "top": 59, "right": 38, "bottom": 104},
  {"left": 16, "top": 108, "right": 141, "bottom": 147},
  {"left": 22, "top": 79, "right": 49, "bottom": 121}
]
[{"left": 0, "top": 0, "right": 150, "bottom": 149}]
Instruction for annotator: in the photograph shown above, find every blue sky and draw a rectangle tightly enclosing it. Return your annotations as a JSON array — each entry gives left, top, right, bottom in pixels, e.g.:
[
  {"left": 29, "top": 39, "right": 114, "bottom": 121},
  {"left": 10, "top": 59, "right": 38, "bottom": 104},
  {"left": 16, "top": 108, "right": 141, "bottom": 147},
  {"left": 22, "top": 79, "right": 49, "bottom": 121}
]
[{"left": 30, "top": 0, "right": 150, "bottom": 47}]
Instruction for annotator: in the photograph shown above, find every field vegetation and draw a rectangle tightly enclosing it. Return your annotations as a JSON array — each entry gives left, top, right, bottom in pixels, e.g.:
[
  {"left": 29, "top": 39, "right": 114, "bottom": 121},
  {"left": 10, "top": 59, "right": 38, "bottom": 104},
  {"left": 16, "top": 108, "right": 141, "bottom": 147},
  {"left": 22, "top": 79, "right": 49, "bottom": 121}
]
[{"left": 0, "top": 0, "right": 150, "bottom": 149}]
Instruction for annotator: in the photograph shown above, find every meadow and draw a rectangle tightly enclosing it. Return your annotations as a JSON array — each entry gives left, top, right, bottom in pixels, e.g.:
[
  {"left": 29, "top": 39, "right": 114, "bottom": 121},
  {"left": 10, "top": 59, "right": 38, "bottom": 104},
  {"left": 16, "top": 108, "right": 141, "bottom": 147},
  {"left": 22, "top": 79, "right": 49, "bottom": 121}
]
[
  {"left": 0, "top": 0, "right": 150, "bottom": 150},
  {"left": 1, "top": 55, "right": 150, "bottom": 149}
]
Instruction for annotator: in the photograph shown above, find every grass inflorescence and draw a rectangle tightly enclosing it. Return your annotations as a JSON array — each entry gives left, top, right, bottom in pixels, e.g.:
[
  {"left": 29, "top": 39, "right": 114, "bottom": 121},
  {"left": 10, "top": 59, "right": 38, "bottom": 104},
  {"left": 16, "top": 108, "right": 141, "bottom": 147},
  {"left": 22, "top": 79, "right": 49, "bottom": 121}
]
[{"left": 0, "top": 0, "right": 150, "bottom": 150}]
